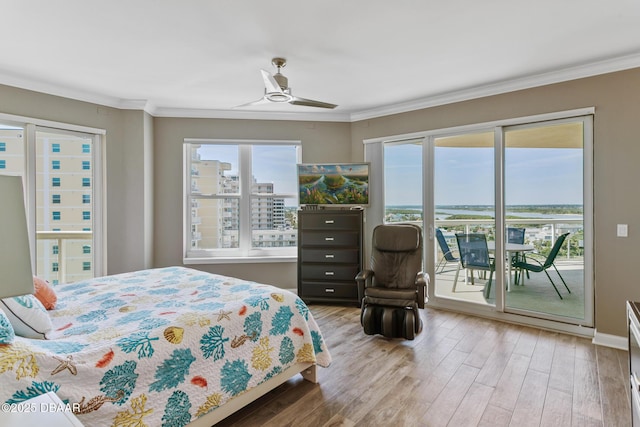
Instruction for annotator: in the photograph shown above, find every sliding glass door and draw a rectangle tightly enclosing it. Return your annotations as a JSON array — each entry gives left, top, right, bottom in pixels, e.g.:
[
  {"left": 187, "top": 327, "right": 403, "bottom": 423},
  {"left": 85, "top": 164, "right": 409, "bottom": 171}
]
[
  {"left": 368, "top": 110, "right": 594, "bottom": 329},
  {"left": 502, "top": 118, "right": 592, "bottom": 325},
  {"left": 0, "top": 120, "right": 104, "bottom": 285},
  {"left": 34, "top": 127, "right": 102, "bottom": 285},
  {"left": 425, "top": 115, "right": 592, "bottom": 327},
  {"left": 432, "top": 131, "right": 496, "bottom": 306}
]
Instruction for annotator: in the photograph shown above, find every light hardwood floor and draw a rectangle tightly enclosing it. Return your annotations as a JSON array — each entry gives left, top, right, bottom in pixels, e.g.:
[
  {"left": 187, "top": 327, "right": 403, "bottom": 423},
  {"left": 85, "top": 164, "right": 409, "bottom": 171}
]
[{"left": 216, "top": 305, "right": 630, "bottom": 427}]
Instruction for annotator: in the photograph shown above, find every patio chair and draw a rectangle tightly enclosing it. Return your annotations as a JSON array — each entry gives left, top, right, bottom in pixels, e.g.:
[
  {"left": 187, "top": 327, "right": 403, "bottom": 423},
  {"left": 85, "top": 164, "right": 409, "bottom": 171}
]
[
  {"left": 511, "top": 232, "right": 571, "bottom": 299},
  {"left": 507, "top": 227, "right": 528, "bottom": 283},
  {"left": 453, "top": 233, "right": 495, "bottom": 297},
  {"left": 507, "top": 227, "right": 525, "bottom": 244},
  {"left": 436, "top": 228, "right": 459, "bottom": 273}
]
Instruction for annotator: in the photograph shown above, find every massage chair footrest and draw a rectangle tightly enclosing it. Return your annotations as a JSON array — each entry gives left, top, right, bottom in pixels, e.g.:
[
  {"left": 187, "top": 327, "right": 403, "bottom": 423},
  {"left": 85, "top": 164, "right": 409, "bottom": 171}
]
[{"left": 361, "top": 305, "right": 422, "bottom": 340}]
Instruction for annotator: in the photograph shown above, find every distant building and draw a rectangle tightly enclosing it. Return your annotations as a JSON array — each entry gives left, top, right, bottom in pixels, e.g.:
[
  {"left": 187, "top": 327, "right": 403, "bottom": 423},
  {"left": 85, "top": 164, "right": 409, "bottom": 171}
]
[
  {"left": 190, "top": 158, "right": 296, "bottom": 250},
  {"left": 0, "top": 128, "right": 94, "bottom": 284}
]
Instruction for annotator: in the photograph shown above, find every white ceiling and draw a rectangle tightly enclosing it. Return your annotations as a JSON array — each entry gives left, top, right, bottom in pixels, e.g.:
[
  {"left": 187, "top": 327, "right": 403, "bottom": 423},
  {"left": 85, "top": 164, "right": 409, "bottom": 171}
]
[{"left": 2, "top": 1, "right": 640, "bottom": 122}]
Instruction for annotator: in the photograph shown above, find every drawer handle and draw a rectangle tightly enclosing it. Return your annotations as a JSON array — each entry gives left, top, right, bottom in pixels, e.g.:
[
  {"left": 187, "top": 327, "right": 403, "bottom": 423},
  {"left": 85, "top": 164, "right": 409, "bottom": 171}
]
[
  {"left": 325, "top": 254, "right": 335, "bottom": 259},
  {"left": 325, "top": 220, "right": 335, "bottom": 224},
  {"left": 325, "top": 237, "right": 334, "bottom": 241},
  {"left": 325, "top": 271, "right": 335, "bottom": 276},
  {"left": 325, "top": 288, "right": 335, "bottom": 293}
]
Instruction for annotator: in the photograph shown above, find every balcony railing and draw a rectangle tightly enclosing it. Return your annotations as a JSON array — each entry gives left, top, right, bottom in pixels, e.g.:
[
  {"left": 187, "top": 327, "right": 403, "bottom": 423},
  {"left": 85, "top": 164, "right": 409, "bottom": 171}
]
[
  {"left": 394, "top": 217, "right": 584, "bottom": 259},
  {"left": 442, "top": 218, "right": 583, "bottom": 258},
  {"left": 36, "top": 230, "right": 93, "bottom": 284}
]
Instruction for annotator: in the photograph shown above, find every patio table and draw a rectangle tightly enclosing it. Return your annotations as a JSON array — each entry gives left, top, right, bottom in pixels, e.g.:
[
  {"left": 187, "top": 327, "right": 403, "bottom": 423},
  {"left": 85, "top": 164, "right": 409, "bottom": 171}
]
[{"left": 487, "top": 241, "right": 534, "bottom": 291}]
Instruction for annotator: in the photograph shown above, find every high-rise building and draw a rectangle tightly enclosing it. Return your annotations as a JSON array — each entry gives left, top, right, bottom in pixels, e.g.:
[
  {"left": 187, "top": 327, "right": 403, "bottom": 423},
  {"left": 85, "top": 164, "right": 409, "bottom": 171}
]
[
  {"left": 190, "top": 158, "right": 296, "bottom": 250},
  {"left": 0, "top": 128, "right": 94, "bottom": 285}
]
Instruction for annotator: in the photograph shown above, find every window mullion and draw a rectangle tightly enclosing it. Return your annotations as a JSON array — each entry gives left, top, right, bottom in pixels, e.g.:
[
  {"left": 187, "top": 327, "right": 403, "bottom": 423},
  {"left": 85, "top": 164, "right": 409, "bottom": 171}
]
[
  {"left": 183, "top": 143, "right": 194, "bottom": 258},
  {"left": 25, "top": 124, "right": 37, "bottom": 267},
  {"left": 239, "top": 145, "right": 252, "bottom": 255}
]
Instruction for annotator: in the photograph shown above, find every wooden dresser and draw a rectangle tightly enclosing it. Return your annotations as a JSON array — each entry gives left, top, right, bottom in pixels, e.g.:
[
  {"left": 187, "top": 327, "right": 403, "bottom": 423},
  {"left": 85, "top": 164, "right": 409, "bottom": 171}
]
[{"left": 297, "top": 209, "right": 363, "bottom": 304}]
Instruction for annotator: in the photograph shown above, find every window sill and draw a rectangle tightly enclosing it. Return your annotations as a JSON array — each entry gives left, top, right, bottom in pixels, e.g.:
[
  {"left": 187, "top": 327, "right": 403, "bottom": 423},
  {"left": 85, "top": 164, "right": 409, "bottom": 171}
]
[{"left": 184, "top": 255, "right": 297, "bottom": 265}]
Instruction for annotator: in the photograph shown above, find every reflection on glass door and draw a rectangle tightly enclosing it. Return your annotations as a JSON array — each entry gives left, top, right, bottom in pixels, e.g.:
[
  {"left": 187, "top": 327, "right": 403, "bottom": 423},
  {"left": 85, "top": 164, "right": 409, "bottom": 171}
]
[
  {"left": 433, "top": 131, "right": 496, "bottom": 306},
  {"left": 503, "top": 119, "right": 591, "bottom": 325}
]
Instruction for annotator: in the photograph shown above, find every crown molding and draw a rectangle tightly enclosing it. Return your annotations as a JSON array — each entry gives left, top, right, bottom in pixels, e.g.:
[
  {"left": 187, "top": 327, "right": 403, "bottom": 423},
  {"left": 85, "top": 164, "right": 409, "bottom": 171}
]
[
  {"left": 349, "top": 51, "right": 640, "bottom": 122},
  {"left": 119, "top": 99, "right": 156, "bottom": 111},
  {"left": 151, "top": 107, "right": 351, "bottom": 122},
  {"left": 0, "top": 69, "right": 126, "bottom": 110}
]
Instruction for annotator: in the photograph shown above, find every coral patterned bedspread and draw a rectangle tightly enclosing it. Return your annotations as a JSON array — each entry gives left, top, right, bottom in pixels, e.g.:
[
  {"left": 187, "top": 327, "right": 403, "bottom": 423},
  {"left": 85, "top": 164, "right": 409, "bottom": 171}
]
[{"left": 0, "top": 267, "right": 331, "bottom": 426}]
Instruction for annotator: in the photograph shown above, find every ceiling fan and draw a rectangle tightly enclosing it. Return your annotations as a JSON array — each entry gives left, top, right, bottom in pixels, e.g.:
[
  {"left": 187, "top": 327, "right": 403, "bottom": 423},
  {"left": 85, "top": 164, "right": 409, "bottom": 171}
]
[{"left": 236, "top": 58, "right": 337, "bottom": 109}]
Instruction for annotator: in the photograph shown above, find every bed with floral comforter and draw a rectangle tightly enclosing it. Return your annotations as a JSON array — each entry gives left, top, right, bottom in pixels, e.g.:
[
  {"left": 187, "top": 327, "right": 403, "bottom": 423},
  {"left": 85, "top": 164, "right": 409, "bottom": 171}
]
[{"left": 0, "top": 267, "right": 331, "bottom": 426}]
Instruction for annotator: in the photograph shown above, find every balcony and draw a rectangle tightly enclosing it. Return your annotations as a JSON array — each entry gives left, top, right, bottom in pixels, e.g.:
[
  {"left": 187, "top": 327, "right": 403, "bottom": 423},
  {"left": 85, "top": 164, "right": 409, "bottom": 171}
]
[
  {"left": 388, "top": 217, "right": 586, "bottom": 324},
  {"left": 394, "top": 217, "right": 585, "bottom": 321}
]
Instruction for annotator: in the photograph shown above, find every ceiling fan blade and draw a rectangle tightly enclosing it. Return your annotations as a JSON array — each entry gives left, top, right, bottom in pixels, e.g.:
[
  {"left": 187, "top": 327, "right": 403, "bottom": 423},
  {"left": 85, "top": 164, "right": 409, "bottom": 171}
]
[
  {"left": 261, "top": 69, "right": 283, "bottom": 94},
  {"left": 233, "top": 98, "right": 270, "bottom": 109},
  {"left": 290, "top": 96, "right": 337, "bottom": 109}
]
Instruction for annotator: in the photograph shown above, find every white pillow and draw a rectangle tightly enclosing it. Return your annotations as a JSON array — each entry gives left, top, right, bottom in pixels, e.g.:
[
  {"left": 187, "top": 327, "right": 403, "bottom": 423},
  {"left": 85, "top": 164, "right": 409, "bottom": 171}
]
[
  {"left": 0, "top": 294, "right": 52, "bottom": 339},
  {"left": 0, "top": 310, "right": 15, "bottom": 344}
]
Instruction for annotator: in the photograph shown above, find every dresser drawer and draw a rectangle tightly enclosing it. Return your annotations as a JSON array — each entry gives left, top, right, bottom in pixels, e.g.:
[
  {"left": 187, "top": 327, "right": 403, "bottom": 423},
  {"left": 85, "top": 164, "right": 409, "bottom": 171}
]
[
  {"left": 300, "top": 264, "right": 360, "bottom": 281},
  {"left": 300, "top": 231, "right": 359, "bottom": 247},
  {"left": 300, "top": 248, "right": 360, "bottom": 264},
  {"left": 300, "top": 213, "right": 360, "bottom": 231},
  {"left": 300, "top": 282, "right": 358, "bottom": 299}
]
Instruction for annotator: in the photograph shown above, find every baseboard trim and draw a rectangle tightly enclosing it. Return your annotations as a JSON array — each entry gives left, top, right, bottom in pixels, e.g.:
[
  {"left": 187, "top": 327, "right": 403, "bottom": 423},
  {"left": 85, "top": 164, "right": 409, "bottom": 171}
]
[{"left": 592, "top": 329, "right": 628, "bottom": 350}]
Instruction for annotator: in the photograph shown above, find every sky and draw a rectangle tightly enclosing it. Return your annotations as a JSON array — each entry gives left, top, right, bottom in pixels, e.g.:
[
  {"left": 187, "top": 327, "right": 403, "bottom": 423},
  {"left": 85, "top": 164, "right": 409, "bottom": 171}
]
[
  {"left": 198, "top": 141, "right": 584, "bottom": 208},
  {"left": 198, "top": 144, "right": 299, "bottom": 205},
  {"left": 385, "top": 144, "right": 584, "bottom": 206}
]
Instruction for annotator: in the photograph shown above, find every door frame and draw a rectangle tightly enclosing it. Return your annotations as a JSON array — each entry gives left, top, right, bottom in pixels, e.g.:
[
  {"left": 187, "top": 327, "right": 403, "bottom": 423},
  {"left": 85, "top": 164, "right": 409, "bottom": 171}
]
[
  {"left": 364, "top": 107, "right": 594, "bottom": 337},
  {"left": 497, "top": 115, "right": 594, "bottom": 326},
  {"left": 0, "top": 112, "right": 106, "bottom": 279}
]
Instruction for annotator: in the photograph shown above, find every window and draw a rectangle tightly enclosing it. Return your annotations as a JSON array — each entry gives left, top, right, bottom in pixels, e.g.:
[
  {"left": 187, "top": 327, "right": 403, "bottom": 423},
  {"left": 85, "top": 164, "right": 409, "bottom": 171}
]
[
  {"left": 52, "top": 262, "right": 59, "bottom": 272},
  {"left": 184, "top": 139, "right": 301, "bottom": 261},
  {"left": 82, "top": 161, "right": 90, "bottom": 170},
  {"left": 83, "top": 194, "right": 91, "bottom": 204},
  {"left": 83, "top": 211, "right": 91, "bottom": 220},
  {"left": 52, "top": 245, "right": 59, "bottom": 255},
  {"left": 82, "top": 177, "right": 91, "bottom": 187},
  {"left": 0, "top": 160, "right": 5, "bottom": 169},
  {"left": 83, "top": 262, "right": 91, "bottom": 271},
  {"left": 1, "top": 115, "right": 108, "bottom": 288},
  {"left": 83, "top": 245, "right": 91, "bottom": 254}
]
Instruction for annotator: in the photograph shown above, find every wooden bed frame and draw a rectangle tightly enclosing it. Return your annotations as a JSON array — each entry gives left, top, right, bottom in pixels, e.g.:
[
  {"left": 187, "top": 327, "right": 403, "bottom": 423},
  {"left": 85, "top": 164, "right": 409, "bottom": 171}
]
[{"left": 186, "top": 362, "right": 317, "bottom": 426}]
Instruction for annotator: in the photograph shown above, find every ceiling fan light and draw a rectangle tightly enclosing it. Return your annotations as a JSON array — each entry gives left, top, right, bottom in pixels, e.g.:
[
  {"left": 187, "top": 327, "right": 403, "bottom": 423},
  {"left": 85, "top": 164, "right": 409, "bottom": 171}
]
[{"left": 265, "top": 92, "right": 293, "bottom": 103}]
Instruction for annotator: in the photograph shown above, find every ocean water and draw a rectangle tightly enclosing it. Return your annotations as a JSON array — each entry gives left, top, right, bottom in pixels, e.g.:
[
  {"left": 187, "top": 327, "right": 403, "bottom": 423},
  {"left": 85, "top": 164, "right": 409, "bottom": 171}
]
[{"left": 387, "top": 205, "right": 583, "bottom": 220}]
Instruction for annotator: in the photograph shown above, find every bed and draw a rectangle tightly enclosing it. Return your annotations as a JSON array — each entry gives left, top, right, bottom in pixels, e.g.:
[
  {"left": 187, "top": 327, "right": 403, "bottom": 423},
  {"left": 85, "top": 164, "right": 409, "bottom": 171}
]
[{"left": 0, "top": 267, "right": 331, "bottom": 426}]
